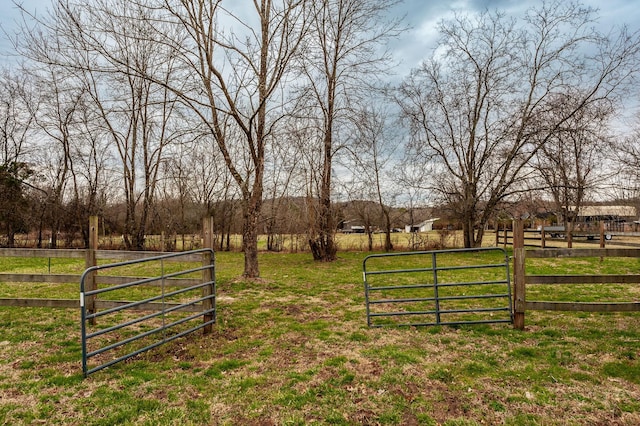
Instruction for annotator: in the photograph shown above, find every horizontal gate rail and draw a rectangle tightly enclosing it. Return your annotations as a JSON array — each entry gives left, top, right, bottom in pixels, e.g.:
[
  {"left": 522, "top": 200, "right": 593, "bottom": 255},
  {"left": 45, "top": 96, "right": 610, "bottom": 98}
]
[
  {"left": 369, "top": 279, "right": 510, "bottom": 292},
  {"left": 0, "top": 298, "right": 205, "bottom": 311},
  {"left": 0, "top": 273, "right": 200, "bottom": 286},
  {"left": 84, "top": 265, "right": 209, "bottom": 300},
  {"left": 80, "top": 248, "right": 215, "bottom": 377},
  {"left": 87, "top": 310, "right": 211, "bottom": 358},
  {"left": 363, "top": 247, "right": 513, "bottom": 328},
  {"left": 85, "top": 282, "right": 212, "bottom": 321},
  {"left": 85, "top": 312, "right": 211, "bottom": 376},
  {"left": 370, "top": 292, "right": 511, "bottom": 305}
]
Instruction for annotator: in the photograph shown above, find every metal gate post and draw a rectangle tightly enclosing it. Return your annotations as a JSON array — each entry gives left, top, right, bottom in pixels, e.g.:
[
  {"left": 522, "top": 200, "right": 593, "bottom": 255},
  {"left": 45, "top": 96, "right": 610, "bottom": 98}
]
[{"left": 80, "top": 272, "right": 88, "bottom": 377}]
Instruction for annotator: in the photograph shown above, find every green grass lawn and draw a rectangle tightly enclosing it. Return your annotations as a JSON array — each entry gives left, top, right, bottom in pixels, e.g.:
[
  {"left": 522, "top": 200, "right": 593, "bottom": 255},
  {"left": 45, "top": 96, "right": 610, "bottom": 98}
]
[{"left": 0, "top": 250, "right": 639, "bottom": 425}]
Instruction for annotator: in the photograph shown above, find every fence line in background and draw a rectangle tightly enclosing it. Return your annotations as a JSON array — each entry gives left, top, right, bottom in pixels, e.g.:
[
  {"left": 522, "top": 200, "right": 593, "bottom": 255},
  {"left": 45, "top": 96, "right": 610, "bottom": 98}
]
[
  {"left": 0, "top": 216, "right": 213, "bottom": 311},
  {"left": 511, "top": 219, "right": 640, "bottom": 330}
]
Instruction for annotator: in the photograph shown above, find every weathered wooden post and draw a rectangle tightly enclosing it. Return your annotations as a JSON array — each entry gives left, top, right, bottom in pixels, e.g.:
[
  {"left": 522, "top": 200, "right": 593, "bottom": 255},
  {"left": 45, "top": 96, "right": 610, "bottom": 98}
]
[
  {"left": 540, "top": 224, "right": 546, "bottom": 249},
  {"left": 202, "top": 217, "right": 215, "bottom": 334},
  {"left": 513, "top": 219, "right": 526, "bottom": 330},
  {"left": 85, "top": 216, "right": 98, "bottom": 325},
  {"left": 599, "top": 221, "right": 606, "bottom": 262},
  {"left": 495, "top": 221, "right": 499, "bottom": 247},
  {"left": 503, "top": 225, "right": 508, "bottom": 249}
]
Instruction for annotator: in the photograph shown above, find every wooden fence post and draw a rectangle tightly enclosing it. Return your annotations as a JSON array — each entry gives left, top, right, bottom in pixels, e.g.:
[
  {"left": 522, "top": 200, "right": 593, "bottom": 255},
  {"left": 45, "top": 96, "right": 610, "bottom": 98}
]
[
  {"left": 513, "top": 219, "right": 526, "bottom": 330},
  {"left": 85, "top": 216, "right": 98, "bottom": 325},
  {"left": 495, "top": 222, "right": 499, "bottom": 247},
  {"left": 202, "top": 217, "right": 215, "bottom": 334},
  {"left": 503, "top": 225, "right": 508, "bottom": 249},
  {"left": 540, "top": 224, "right": 546, "bottom": 249},
  {"left": 599, "top": 221, "right": 606, "bottom": 249}
]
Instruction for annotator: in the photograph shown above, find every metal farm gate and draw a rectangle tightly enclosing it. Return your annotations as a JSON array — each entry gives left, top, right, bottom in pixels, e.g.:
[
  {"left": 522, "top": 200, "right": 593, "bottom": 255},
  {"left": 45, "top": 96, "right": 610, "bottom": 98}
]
[
  {"left": 363, "top": 247, "right": 513, "bottom": 327},
  {"left": 80, "top": 249, "right": 215, "bottom": 376}
]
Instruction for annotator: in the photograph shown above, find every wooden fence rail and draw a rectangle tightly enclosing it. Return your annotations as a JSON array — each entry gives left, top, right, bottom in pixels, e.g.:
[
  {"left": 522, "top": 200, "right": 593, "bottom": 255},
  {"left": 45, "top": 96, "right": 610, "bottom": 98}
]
[
  {"left": 512, "top": 219, "right": 640, "bottom": 330},
  {"left": 496, "top": 222, "right": 613, "bottom": 249},
  {"left": 0, "top": 216, "right": 211, "bottom": 310},
  {"left": 0, "top": 248, "right": 204, "bottom": 261}
]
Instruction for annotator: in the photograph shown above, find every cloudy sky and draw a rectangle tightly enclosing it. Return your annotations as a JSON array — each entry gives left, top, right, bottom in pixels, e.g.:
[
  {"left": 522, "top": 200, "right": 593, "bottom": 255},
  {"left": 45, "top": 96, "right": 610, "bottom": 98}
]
[
  {"left": 2, "top": 0, "right": 638, "bottom": 68},
  {"left": 390, "top": 0, "right": 640, "bottom": 74}
]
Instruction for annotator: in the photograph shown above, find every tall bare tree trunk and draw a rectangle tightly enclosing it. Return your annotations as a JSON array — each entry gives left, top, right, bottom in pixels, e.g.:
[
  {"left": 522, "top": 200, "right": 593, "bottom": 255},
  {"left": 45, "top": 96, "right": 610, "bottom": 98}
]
[
  {"left": 309, "top": 134, "right": 337, "bottom": 261},
  {"left": 242, "top": 194, "right": 262, "bottom": 277}
]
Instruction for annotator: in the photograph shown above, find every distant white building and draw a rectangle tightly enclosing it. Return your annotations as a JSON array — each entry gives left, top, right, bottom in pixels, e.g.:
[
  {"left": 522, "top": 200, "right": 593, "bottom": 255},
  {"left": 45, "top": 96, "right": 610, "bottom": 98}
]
[{"left": 405, "top": 218, "right": 440, "bottom": 233}]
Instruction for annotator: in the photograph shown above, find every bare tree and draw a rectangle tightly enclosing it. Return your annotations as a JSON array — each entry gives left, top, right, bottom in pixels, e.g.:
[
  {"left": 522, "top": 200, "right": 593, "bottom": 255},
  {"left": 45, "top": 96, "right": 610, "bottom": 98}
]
[
  {"left": 343, "top": 104, "right": 399, "bottom": 251},
  {"left": 15, "top": 0, "right": 188, "bottom": 250},
  {"left": 397, "top": 1, "right": 640, "bottom": 248},
  {"left": 0, "top": 69, "right": 35, "bottom": 167},
  {"left": 28, "top": 67, "right": 86, "bottom": 248},
  {"left": 156, "top": 0, "right": 309, "bottom": 277},
  {"left": 68, "top": 100, "right": 113, "bottom": 247},
  {"left": 531, "top": 95, "right": 613, "bottom": 237},
  {"left": 613, "top": 115, "right": 640, "bottom": 202},
  {"left": 297, "top": 0, "right": 402, "bottom": 261},
  {"left": 0, "top": 69, "right": 37, "bottom": 247},
  {"left": 393, "top": 163, "right": 434, "bottom": 250},
  {"left": 341, "top": 198, "right": 379, "bottom": 251},
  {"left": 159, "top": 141, "right": 198, "bottom": 247},
  {"left": 264, "top": 125, "right": 303, "bottom": 252}
]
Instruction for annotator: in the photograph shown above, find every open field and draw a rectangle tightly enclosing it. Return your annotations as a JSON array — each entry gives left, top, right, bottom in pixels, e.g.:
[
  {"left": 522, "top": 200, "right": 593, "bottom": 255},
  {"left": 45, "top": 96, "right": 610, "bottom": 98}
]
[
  {"left": 8, "top": 227, "right": 640, "bottom": 253},
  {"left": 1, "top": 230, "right": 473, "bottom": 252},
  {"left": 1, "top": 251, "right": 640, "bottom": 425}
]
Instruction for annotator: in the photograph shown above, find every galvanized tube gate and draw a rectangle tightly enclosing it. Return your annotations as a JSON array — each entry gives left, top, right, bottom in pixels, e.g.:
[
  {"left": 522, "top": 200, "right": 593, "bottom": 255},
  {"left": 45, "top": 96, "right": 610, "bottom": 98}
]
[
  {"left": 80, "top": 249, "right": 215, "bottom": 376},
  {"left": 363, "top": 247, "right": 513, "bottom": 327}
]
